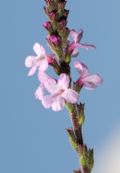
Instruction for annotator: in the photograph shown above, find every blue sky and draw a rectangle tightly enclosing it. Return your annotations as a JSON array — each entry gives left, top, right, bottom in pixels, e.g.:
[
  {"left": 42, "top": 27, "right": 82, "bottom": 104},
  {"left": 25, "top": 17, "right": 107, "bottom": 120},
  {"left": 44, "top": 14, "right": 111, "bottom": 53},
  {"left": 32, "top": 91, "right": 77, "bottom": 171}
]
[
  {"left": 93, "top": 126, "right": 120, "bottom": 173},
  {"left": 0, "top": 0, "right": 120, "bottom": 173}
]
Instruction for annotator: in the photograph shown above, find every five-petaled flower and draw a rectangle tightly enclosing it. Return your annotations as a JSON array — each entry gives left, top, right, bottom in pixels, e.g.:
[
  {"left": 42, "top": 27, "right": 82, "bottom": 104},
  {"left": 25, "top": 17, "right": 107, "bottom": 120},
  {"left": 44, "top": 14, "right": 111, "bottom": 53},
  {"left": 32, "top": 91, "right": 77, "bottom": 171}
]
[
  {"left": 35, "top": 73, "right": 79, "bottom": 111},
  {"left": 74, "top": 61, "right": 103, "bottom": 89},
  {"left": 25, "top": 43, "right": 50, "bottom": 76}
]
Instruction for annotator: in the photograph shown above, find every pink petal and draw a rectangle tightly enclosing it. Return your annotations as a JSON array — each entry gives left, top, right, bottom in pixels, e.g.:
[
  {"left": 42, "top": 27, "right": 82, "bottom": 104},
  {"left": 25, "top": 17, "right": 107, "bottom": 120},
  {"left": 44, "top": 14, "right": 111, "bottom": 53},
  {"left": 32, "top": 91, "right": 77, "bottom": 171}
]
[
  {"left": 68, "top": 43, "right": 81, "bottom": 57},
  {"left": 42, "top": 95, "right": 53, "bottom": 109},
  {"left": 38, "top": 58, "right": 48, "bottom": 71},
  {"left": 81, "top": 74, "right": 103, "bottom": 89},
  {"left": 47, "top": 55, "right": 54, "bottom": 64},
  {"left": 79, "top": 43, "right": 96, "bottom": 50},
  {"left": 35, "top": 85, "right": 44, "bottom": 100},
  {"left": 38, "top": 71, "right": 50, "bottom": 83},
  {"left": 44, "top": 78, "right": 57, "bottom": 94},
  {"left": 69, "top": 43, "right": 79, "bottom": 52},
  {"left": 28, "top": 66, "right": 37, "bottom": 76},
  {"left": 58, "top": 73, "right": 70, "bottom": 90},
  {"left": 70, "top": 29, "right": 83, "bottom": 43},
  {"left": 74, "top": 61, "right": 89, "bottom": 76},
  {"left": 33, "top": 42, "right": 45, "bottom": 56},
  {"left": 51, "top": 97, "right": 65, "bottom": 111},
  {"left": 71, "top": 48, "right": 79, "bottom": 57},
  {"left": 62, "top": 89, "right": 78, "bottom": 104},
  {"left": 25, "top": 56, "right": 35, "bottom": 68}
]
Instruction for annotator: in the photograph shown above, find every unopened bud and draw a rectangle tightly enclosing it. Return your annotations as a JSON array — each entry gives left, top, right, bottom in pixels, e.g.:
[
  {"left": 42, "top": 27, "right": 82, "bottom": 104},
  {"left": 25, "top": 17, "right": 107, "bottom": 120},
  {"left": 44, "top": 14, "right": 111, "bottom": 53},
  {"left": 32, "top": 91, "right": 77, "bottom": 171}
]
[
  {"left": 48, "top": 10, "right": 57, "bottom": 20},
  {"left": 47, "top": 35, "right": 61, "bottom": 46},
  {"left": 43, "top": 21, "right": 52, "bottom": 32}
]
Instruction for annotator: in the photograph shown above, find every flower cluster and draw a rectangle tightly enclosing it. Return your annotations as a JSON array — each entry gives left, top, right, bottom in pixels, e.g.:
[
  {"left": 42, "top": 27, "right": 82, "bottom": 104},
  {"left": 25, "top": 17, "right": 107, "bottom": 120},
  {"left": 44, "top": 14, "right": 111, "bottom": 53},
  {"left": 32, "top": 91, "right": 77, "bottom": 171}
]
[
  {"left": 25, "top": 0, "right": 102, "bottom": 112},
  {"left": 25, "top": 41, "right": 102, "bottom": 112}
]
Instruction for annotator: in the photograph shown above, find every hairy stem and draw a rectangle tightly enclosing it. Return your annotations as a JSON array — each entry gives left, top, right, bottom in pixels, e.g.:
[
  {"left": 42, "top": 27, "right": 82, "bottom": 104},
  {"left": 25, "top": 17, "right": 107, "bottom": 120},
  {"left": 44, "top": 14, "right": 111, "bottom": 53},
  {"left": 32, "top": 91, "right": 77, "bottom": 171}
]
[{"left": 66, "top": 103, "right": 94, "bottom": 173}]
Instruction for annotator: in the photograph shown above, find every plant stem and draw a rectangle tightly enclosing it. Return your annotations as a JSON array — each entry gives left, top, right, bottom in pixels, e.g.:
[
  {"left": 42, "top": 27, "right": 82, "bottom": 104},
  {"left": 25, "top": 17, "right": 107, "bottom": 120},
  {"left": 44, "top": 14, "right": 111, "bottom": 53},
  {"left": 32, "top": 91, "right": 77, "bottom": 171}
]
[
  {"left": 43, "top": 0, "right": 94, "bottom": 172},
  {"left": 66, "top": 103, "right": 94, "bottom": 173}
]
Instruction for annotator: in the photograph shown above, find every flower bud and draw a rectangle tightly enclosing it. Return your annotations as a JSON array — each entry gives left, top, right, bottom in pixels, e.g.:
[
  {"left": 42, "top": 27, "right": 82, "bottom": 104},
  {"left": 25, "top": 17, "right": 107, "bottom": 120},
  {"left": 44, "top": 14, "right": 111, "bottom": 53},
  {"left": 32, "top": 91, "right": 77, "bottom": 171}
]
[
  {"left": 49, "top": 10, "right": 57, "bottom": 20},
  {"left": 58, "top": 19, "right": 67, "bottom": 29},
  {"left": 45, "top": 0, "right": 51, "bottom": 4},
  {"left": 43, "top": 21, "right": 52, "bottom": 32},
  {"left": 58, "top": 1, "right": 67, "bottom": 11},
  {"left": 44, "top": 7, "right": 57, "bottom": 20},
  {"left": 64, "top": 9, "right": 69, "bottom": 18},
  {"left": 47, "top": 35, "right": 61, "bottom": 46}
]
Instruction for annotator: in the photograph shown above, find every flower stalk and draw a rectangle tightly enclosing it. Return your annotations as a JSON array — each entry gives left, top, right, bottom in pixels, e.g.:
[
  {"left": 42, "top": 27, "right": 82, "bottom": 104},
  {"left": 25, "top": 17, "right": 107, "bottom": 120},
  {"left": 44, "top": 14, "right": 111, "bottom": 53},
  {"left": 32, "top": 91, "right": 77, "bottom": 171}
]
[{"left": 25, "top": 0, "right": 103, "bottom": 173}]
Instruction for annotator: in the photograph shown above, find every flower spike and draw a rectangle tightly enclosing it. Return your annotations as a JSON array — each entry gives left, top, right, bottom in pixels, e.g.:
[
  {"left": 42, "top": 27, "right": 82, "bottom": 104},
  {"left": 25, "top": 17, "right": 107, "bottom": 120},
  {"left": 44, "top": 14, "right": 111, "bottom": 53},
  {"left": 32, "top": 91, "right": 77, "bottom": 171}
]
[{"left": 25, "top": 1, "right": 103, "bottom": 173}]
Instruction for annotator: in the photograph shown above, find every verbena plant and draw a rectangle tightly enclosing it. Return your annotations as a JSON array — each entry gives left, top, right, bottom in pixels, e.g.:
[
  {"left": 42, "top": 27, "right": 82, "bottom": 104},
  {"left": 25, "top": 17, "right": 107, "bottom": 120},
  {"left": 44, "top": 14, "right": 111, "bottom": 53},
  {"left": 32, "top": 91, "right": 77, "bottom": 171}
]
[{"left": 25, "top": 1, "right": 103, "bottom": 173}]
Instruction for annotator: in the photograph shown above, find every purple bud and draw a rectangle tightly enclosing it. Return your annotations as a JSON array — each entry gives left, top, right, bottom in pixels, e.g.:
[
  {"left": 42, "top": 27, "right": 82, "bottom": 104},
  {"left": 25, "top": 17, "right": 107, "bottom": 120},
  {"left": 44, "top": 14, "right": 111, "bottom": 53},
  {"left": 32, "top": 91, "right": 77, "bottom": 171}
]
[
  {"left": 45, "top": 0, "right": 51, "bottom": 4},
  {"left": 44, "top": 8, "right": 57, "bottom": 20},
  {"left": 49, "top": 10, "right": 57, "bottom": 20},
  {"left": 58, "top": 1, "right": 67, "bottom": 10},
  {"left": 59, "top": 19, "right": 67, "bottom": 28},
  {"left": 43, "top": 21, "right": 52, "bottom": 31},
  {"left": 47, "top": 35, "right": 60, "bottom": 45},
  {"left": 64, "top": 9, "right": 69, "bottom": 17}
]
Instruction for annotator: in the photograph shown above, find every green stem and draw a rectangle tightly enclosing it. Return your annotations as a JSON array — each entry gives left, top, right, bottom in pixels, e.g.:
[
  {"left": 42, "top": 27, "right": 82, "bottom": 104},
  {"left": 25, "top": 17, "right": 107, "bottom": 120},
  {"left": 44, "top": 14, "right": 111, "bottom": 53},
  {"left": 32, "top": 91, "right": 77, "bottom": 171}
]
[
  {"left": 44, "top": 1, "right": 94, "bottom": 173},
  {"left": 66, "top": 103, "right": 94, "bottom": 173}
]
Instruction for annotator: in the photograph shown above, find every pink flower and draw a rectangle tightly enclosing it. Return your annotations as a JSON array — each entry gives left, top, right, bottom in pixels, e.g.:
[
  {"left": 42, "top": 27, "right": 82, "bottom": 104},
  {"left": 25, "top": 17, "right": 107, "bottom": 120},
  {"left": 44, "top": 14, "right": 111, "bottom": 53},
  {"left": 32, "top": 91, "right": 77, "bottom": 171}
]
[
  {"left": 74, "top": 61, "right": 103, "bottom": 89},
  {"left": 35, "top": 72, "right": 51, "bottom": 101},
  {"left": 25, "top": 43, "right": 49, "bottom": 76},
  {"left": 69, "top": 29, "right": 96, "bottom": 57},
  {"left": 36, "top": 73, "right": 79, "bottom": 111}
]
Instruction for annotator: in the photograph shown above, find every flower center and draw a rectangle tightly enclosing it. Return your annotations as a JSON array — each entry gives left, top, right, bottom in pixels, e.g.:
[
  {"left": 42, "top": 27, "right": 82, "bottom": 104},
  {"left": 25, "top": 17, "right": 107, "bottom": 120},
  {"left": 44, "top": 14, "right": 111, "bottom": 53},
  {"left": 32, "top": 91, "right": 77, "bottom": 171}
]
[{"left": 53, "top": 89, "right": 64, "bottom": 98}]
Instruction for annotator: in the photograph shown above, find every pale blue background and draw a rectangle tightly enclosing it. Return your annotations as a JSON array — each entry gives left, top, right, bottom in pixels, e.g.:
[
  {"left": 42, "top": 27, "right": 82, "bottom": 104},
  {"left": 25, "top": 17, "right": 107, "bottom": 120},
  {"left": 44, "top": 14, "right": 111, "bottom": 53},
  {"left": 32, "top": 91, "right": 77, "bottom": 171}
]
[{"left": 0, "top": 0, "right": 120, "bottom": 173}]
